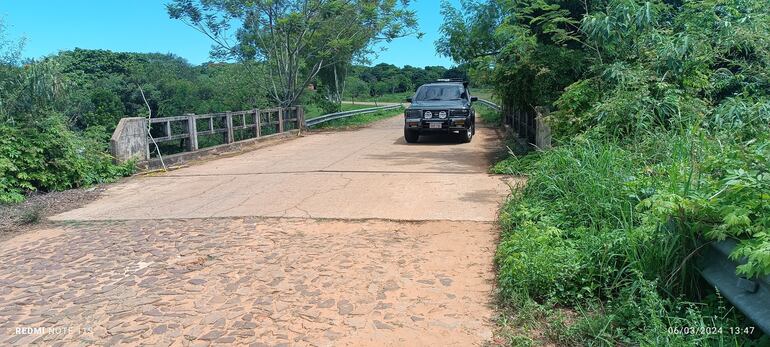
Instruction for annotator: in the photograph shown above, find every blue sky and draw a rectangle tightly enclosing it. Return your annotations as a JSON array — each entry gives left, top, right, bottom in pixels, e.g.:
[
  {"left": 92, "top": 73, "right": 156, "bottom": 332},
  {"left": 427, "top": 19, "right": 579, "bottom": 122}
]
[{"left": 0, "top": 0, "right": 458, "bottom": 68}]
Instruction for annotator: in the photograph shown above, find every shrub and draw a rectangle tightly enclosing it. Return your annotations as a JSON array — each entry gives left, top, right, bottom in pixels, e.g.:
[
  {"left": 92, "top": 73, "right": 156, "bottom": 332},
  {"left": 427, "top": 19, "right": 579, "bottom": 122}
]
[{"left": 0, "top": 116, "right": 134, "bottom": 204}]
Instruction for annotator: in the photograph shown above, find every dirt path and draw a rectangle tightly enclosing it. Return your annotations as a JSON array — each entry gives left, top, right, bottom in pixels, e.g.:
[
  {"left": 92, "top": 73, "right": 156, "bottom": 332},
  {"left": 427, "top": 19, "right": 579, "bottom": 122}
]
[{"left": 1, "top": 116, "right": 515, "bottom": 346}]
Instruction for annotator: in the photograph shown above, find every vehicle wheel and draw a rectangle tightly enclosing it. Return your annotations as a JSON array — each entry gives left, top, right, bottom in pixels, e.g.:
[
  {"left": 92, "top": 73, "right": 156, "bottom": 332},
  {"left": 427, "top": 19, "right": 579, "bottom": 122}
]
[
  {"left": 404, "top": 129, "right": 419, "bottom": 143},
  {"left": 459, "top": 125, "right": 473, "bottom": 143}
]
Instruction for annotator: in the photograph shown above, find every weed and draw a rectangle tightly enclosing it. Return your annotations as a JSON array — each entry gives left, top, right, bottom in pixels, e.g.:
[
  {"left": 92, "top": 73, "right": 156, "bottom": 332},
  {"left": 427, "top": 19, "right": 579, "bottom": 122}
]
[{"left": 18, "top": 205, "right": 42, "bottom": 225}]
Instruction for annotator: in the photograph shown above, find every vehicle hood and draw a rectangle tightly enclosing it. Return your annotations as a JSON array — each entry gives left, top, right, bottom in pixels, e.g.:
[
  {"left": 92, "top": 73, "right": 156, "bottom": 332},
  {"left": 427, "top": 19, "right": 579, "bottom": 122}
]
[{"left": 408, "top": 100, "right": 468, "bottom": 109}]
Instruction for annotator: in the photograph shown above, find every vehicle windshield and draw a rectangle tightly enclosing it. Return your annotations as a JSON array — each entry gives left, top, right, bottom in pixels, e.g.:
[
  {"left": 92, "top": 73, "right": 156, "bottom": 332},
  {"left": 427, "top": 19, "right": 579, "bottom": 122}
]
[{"left": 413, "top": 85, "right": 465, "bottom": 101}]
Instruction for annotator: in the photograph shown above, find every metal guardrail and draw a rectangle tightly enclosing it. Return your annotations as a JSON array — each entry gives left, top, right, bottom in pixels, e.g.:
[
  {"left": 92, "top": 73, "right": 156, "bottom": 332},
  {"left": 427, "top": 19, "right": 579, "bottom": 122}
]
[
  {"left": 477, "top": 99, "right": 500, "bottom": 111},
  {"left": 697, "top": 239, "right": 770, "bottom": 334},
  {"left": 305, "top": 104, "right": 402, "bottom": 127}
]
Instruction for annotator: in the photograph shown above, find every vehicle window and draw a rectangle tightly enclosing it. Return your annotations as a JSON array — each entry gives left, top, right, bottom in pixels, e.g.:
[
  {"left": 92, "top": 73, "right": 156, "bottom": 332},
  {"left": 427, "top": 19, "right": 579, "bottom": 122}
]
[{"left": 414, "top": 85, "right": 464, "bottom": 101}]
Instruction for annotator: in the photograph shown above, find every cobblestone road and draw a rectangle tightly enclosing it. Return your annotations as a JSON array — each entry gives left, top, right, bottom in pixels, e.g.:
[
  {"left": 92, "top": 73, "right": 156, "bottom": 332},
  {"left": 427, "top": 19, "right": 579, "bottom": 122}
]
[{"left": 1, "top": 218, "right": 496, "bottom": 346}]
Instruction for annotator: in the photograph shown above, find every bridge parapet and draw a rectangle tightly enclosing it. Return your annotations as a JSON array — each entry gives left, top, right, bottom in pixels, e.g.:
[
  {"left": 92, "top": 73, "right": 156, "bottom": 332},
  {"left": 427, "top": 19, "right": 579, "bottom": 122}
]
[
  {"left": 110, "top": 106, "right": 305, "bottom": 168},
  {"left": 110, "top": 117, "right": 148, "bottom": 163}
]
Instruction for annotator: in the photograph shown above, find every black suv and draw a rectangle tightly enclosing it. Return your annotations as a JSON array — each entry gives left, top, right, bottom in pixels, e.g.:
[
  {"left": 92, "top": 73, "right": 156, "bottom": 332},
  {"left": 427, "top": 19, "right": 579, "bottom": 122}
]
[{"left": 403, "top": 79, "right": 478, "bottom": 143}]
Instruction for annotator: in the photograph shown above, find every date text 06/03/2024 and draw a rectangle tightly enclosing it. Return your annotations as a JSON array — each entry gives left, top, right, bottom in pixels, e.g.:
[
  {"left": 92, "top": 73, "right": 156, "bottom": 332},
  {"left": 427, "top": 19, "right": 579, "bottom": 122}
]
[{"left": 668, "top": 326, "right": 756, "bottom": 335}]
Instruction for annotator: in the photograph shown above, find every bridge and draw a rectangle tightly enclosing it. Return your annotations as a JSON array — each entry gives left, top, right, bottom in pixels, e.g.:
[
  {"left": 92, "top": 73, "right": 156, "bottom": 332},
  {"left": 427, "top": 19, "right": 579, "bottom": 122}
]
[{"left": 1, "top": 110, "right": 518, "bottom": 345}]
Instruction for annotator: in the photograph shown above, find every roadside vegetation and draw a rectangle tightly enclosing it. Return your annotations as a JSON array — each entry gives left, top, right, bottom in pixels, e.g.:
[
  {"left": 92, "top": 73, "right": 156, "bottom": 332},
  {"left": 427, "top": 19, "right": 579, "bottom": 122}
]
[
  {"left": 440, "top": 0, "right": 770, "bottom": 345},
  {"left": 475, "top": 104, "right": 502, "bottom": 125}
]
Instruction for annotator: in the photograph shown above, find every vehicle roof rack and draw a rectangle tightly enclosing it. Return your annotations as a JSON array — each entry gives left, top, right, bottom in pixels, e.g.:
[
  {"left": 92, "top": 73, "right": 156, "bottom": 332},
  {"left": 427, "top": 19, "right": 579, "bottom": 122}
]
[{"left": 430, "top": 78, "right": 469, "bottom": 88}]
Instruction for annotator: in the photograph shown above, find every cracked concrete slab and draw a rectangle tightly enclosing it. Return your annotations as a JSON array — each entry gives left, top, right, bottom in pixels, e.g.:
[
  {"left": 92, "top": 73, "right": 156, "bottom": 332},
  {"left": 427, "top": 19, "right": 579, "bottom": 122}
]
[{"left": 52, "top": 116, "right": 513, "bottom": 222}]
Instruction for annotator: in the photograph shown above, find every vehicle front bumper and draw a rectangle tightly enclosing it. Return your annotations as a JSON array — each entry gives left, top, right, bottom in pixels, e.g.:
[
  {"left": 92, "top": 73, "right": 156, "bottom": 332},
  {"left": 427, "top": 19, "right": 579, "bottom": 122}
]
[{"left": 404, "top": 118, "right": 470, "bottom": 132}]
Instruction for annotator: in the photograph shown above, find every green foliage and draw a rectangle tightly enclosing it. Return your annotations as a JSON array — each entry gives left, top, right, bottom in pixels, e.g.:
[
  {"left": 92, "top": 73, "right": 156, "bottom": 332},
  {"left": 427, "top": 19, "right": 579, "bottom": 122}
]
[
  {"left": 475, "top": 104, "right": 501, "bottom": 124},
  {"left": 441, "top": 0, "right": 770, "bottom": 343},
  {"left": 352, "top": 63, "right": 471, "bottom": 99},
  {"left": 167, "top": 0, "right": 420, "bottom": 107},
  {"left": 0, "top": 118, "right": 135, "bottom": 203},
  {"left": 0, "top": 47, "right": 136, "bottom": 203},
  {"left": 495, "top": 138, "right": 759, "bottom": 344}
]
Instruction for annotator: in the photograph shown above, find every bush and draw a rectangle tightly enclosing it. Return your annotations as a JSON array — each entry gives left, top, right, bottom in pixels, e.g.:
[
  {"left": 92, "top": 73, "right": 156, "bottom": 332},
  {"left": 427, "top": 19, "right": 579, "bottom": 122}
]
[{"left": 0, "top": 116, "right": 134, "bottom": 204}]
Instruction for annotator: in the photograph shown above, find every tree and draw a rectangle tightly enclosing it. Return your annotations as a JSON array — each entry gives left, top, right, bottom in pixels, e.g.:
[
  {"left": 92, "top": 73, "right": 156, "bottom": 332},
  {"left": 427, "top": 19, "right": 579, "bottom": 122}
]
[
  {"left": 167, "top": 0, "right": 420, "bottom": 107},
  {"left": 344, "top": 76, "right": 368, "bottom": 103},
  {"left": 316, "top": 61, "right": 350, "bottom": 104},
  {"left": 435, "top": 0, "right": 504, "bottom": 65}
]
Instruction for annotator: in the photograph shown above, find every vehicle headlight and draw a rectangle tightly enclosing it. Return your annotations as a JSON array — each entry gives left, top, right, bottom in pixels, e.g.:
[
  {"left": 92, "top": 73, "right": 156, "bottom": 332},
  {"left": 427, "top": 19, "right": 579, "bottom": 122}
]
[
  {"left": 438, "top": 111, "right": 447, "bottom": 119},
  {"left": 424, "top": 111, "right": 433, "bottom": 119},
  {"left": 450, "top": 109, "right": 469, "bottom": 117},
  {"left": 405, "top": 109, "right": 421, "bottom": 118}
]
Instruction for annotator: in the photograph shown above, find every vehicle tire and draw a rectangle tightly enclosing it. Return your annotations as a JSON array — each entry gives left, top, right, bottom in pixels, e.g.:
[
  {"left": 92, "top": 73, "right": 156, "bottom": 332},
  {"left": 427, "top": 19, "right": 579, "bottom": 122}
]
[
  {"left": 459, "top": 125, "right": 473, "bottom": 143},
  {"left": 404, "top": 129, "right": 419, "bottom": 143}
]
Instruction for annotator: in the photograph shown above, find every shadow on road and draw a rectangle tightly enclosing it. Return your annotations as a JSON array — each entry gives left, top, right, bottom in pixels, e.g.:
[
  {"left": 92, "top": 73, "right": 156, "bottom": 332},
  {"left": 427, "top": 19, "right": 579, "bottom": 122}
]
[{"left": 393, "top": 134, "right": 464, "bottom": 146}]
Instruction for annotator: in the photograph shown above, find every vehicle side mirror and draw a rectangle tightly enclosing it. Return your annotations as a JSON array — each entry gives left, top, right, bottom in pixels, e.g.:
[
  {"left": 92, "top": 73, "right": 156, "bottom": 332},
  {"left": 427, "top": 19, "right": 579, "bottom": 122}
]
[
  {"left": 470, "top": 96, "right": 478, "bottom": 102},
  {"left": 406, "top": 97, "right": 412, "bottom": 102}
]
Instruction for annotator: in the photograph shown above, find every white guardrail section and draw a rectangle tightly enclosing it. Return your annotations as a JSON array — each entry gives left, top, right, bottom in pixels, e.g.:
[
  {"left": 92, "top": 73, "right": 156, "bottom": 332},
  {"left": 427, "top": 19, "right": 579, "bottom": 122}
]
[
  {"left": 476, "top": 99, "right": 500, "bottom": 111},
  {"left": 305, "top": 104, "right": 402, "bottom": 127}
]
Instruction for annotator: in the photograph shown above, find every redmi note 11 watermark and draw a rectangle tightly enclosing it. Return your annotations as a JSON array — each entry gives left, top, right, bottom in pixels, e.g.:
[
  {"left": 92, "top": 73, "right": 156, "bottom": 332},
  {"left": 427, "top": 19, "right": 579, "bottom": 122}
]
[{"left": 14, "top": 325, "right": 93, "bottom": 335}]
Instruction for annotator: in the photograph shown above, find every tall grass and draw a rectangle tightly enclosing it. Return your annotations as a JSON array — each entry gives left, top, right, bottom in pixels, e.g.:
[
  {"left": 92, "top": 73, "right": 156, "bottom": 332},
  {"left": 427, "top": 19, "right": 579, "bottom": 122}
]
[{"left": 494, "top": 130, "right": 765, "bottom": 344}]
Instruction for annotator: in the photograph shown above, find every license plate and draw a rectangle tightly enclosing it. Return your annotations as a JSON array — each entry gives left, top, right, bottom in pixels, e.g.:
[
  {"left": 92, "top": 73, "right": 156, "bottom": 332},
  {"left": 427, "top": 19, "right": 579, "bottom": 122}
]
[{"left": 429, "top": 122, "right": 442, "bottom": 129}]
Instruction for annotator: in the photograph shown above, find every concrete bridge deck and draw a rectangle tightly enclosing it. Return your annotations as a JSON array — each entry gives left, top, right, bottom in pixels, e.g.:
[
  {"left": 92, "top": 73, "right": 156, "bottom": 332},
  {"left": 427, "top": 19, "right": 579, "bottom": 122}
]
[{"left": 1, "top": 115, "right": 515, "bottom": 346}]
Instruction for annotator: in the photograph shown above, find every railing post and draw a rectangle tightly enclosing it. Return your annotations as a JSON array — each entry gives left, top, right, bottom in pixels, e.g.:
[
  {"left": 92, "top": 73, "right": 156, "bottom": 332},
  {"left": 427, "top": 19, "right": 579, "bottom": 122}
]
[
  {"left": 297, "top": 106, "right": 305, "bottom": 130},
  {"left": 165, "top": 121, "right": 172, "bottom": 138},
  {"left": 185, "top": 113, "right": 198, "bottom": 151},
  {"left": 514, "top": 109, "right": 520, "bottom": 134},
  {"left": 525, "top": 111, "right": 531, "bottom": 143},
  {"left": 255, "top": 109, "right": 261, "bottom": 138},
  {"left": 535, "top": 106, "right": 552, "bottom": 150},
  {"left": 225, "top": 111, "right": 234, "bottom": 143},
  {"left": 278, "top": 108, "right": 284, "bottom": 133}
]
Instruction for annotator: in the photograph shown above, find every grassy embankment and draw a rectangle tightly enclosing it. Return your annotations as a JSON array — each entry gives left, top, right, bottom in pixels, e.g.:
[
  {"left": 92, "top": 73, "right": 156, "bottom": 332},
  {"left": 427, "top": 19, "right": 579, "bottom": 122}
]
[{"left": 485, "top": 105, "right": 769, "bottom": 345}]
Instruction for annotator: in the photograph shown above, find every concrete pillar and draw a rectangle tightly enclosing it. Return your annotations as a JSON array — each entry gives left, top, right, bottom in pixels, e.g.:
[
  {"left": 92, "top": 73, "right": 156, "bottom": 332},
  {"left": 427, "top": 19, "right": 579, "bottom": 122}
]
[
  {"left": 110, "top": 117, "right": 149, "bottom": 164},
  {"left": 297, "top": 107, "right": 306, "bottom": 130},
  {"left": 185, "top": 113, "right": 198, "bottom": 151},
  {"left": 255, "top": 109, "right": 261, "bottom": 138},
  {"left": 225, "top": 112, "right": 234, "bottom": 143},
  {"left": 535, "top": 106, "right": 552, "bottom": 150}
]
